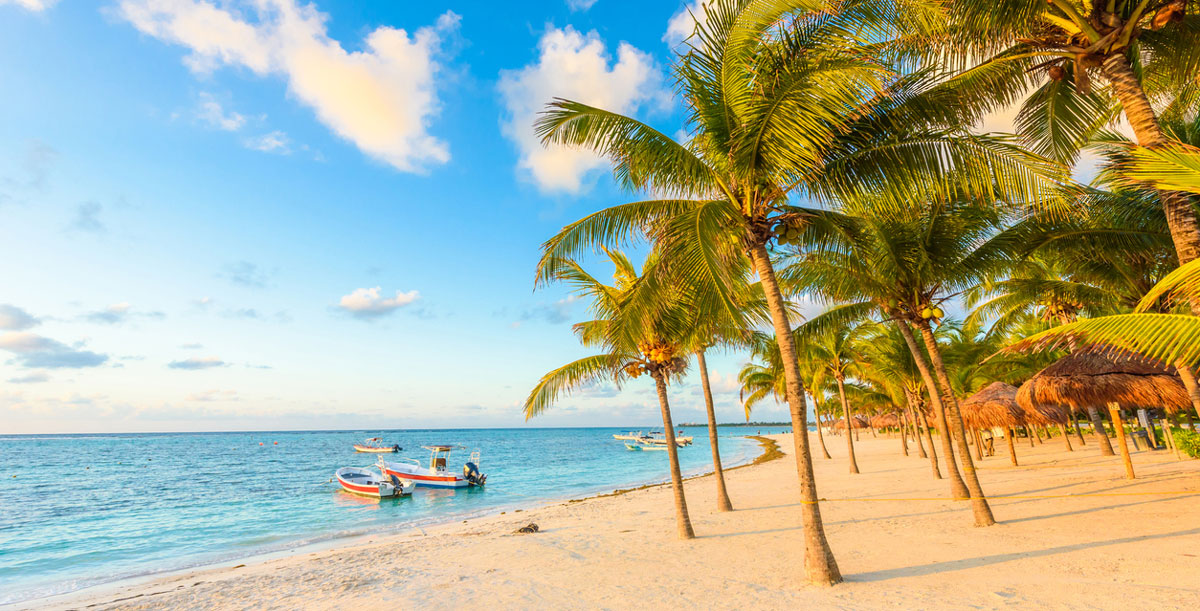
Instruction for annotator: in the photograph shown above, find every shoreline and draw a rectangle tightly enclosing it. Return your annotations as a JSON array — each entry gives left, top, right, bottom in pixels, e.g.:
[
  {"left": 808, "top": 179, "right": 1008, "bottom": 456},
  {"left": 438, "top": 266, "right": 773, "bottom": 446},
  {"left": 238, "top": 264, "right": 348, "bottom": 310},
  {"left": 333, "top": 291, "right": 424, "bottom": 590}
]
[
  {"left": 16, "top": 435, "right": 776, "bottom": 609},
  {"left": 31, "top": 432, "right": 1200, "bottom": 609}
]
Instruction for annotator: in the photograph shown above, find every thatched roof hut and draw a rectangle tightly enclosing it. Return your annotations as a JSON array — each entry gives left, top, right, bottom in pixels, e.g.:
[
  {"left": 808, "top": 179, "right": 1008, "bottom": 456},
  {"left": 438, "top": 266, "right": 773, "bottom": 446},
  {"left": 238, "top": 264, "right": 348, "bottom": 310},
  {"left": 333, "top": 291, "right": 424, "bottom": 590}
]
[
  {"left": 1015, "top": 350, "right": 1191, "bottom": 414},
  {"left": 833, "top": 415, "right": 870, "bottom": 430},
  {"left": 959, "top": 382, "right": 1027, "bottom": 429},
  {"left": 871, "top": 413, "right": 900, "bottom": 428}
]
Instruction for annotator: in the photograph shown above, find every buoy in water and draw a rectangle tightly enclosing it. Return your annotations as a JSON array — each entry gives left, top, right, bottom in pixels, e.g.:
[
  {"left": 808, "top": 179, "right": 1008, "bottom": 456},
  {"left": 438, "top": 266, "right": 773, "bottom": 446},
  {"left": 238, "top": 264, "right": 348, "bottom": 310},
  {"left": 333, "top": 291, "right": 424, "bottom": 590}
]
[
  {"left": 273, "top": 442, "right": 278, "bottom": 445},
  {"left": 259, "top": 442, "right": 264, "bottom": 446}
]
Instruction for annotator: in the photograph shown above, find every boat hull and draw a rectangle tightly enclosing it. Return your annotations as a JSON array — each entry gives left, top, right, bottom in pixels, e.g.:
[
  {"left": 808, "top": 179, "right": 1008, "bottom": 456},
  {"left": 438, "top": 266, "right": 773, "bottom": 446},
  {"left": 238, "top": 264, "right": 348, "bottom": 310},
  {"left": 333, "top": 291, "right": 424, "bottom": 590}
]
[
  {"left": 379, "top": 461, "right": 472, "bottom": 488},
  {"left": 353, "top": 445, "right": 399, "bottom": 453},
  {"left": 335, "top": 467, "right": 413, "bottom": 498}
]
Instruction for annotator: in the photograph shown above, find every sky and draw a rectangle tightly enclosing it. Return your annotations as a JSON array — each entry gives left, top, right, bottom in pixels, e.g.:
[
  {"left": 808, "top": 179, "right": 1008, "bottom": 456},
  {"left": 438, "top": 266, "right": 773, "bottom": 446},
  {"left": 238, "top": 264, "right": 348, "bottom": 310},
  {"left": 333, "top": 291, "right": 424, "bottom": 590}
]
[{"left": 0, "top": 0, "right": 801, "bottom": 433}]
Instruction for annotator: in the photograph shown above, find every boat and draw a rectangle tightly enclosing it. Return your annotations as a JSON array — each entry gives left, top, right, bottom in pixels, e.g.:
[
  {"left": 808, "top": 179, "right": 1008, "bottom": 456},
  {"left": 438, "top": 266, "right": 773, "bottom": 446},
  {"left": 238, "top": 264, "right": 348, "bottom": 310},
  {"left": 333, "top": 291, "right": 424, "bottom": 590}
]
[
  {"left": 335, "top": 465, "right": 415, "bottom": 498},
  {"left": 635, "top": 440, "right": 668, "bottom": 451},
  {"left": 624, "top": 442, "right": 643, "bottom": 451},
  {"left": 613, "top": 431, "right": 645, "bottom": 441},
  {"left": 640, "top": 432, "right": 693, "bottom": 447},
  {"left": 353, "top": 437, "right": 401, "bottom": 453},
  {"left": 378, "top": 445, "right": 487, "bottom": 488}
]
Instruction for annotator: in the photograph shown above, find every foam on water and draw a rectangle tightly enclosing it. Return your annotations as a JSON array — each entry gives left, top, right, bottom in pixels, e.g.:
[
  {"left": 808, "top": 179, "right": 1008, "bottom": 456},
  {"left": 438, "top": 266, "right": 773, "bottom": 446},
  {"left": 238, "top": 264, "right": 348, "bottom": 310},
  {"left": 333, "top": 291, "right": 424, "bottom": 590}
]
[{"left": 0, "top": 426, "right": 789, "bottom": 604}]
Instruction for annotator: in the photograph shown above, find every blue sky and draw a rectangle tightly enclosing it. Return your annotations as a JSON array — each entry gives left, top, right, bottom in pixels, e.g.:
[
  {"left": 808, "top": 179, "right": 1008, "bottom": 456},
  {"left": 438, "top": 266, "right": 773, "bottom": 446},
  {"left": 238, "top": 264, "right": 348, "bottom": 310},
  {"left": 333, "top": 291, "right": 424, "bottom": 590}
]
[{"left": 1, "top": 0, "right": 793, "bottom": 433}]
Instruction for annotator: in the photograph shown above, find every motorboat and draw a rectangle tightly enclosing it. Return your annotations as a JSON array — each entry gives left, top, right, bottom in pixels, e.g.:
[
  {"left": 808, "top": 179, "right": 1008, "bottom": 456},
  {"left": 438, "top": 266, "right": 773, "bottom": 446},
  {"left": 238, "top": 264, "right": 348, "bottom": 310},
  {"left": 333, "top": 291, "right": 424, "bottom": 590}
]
[
  {"left": 640, "top": 432, "right": 693, "bottom": 447},
  {"left": 613, "top": 431, "right": 645, "bottom": 441},
  {"left": 353, "top": 437, "right": 401, "bottom": 453},
  {"left": 335, "top": 466, "right": 415, "bottom": 498},
  {"left": 378, "top": 445, "right": 487, "bottom": 488}
]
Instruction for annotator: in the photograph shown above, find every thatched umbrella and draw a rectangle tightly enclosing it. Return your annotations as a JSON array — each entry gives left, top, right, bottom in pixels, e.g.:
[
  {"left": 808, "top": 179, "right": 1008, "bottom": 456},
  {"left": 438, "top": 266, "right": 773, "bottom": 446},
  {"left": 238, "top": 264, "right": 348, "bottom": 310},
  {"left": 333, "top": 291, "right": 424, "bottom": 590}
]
[
  {"left": 833, "top": 415, "right": 870, "bottom": 430},
  {"left": 1016, "top": 350, "right": 1190, "bottom": 457},
  {"left": 871, "top": 413, "right": 900, "bottom": 428},
  {"left": 961, "top": 382, "right": 1027, "bottom": 466}
]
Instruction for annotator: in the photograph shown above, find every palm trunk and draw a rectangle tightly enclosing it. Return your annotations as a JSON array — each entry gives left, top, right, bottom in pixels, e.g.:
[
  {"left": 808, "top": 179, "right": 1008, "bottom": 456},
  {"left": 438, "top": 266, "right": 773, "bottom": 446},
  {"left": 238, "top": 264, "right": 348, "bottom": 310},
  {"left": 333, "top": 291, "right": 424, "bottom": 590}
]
[
  {"left": 1087, "top": 407, "right": 1116, "bottom": 456},
  {"left": 899, "top": 411, "right": 909, "bottom": 456},
  {"left": 652, "top": 373, "right": 694, "bottom": 539},
  {"left": 918, "top": 408, "right": 942, "bottom": 479},
  {"left": 1005, "top": 428, "right": 1018, "bottom": 466},
  {"left": 835, "top": 378, "right": 860, "bottom": 474},
  {"left": 1101, "top": 53, "right": 1200, "bottom": 268},
  {"left": 748, "top": 243, "right": 841, "bottom": 585},
  {"left": 905, "top": 393, "right": 928, "bottom": 460},
  {"left": 696, "top": 349, "right": 733, "bottom": 512},
  {"left": 810, "top": 392, "right": 833, "bottom": 460},
  {"left": 1176, "top": 362, "right": 1200, "bottom": 415},
  {"left": 915, "top": 321, "right": 996, "bottom": 526},
  {"left": 894, "top": 321, "right": 967, "bottom": 497}
]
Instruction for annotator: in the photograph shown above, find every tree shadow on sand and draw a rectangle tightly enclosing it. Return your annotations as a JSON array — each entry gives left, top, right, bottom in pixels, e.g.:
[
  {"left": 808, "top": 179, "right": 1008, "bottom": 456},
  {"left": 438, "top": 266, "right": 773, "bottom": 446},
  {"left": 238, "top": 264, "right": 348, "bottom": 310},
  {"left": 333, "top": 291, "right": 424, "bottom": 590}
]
[{"left": 848, "top": 526, "right": 1200, "bottom": 582}]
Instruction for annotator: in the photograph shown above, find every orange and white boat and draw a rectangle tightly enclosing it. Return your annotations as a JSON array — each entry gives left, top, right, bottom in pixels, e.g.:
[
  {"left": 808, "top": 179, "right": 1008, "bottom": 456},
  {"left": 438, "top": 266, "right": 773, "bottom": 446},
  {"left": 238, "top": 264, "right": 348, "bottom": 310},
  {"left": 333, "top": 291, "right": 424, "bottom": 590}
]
[
  {"left": 378, "top": 445, "right": 487, "bottom": 489},
  {"left": 352, "top": 437, "right": 401, "bottom": 453},
  {"left": 334, "top": 466, "right": 415, "bottom": 498}
]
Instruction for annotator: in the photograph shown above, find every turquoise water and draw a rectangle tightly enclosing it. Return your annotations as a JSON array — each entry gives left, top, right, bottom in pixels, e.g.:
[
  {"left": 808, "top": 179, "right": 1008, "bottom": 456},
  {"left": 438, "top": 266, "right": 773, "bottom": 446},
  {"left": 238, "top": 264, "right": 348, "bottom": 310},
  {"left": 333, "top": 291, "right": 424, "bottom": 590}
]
[{"left": 0, "top": 426, "right": 788, "bottom": 604}]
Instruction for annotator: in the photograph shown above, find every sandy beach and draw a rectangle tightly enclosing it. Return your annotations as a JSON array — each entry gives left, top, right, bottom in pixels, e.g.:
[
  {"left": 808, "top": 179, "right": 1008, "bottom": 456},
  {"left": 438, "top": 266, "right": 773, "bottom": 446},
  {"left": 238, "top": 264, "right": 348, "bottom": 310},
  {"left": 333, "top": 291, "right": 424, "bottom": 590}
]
[{"left": 39, "top": 433, "right": 1200, "bottom": 610}]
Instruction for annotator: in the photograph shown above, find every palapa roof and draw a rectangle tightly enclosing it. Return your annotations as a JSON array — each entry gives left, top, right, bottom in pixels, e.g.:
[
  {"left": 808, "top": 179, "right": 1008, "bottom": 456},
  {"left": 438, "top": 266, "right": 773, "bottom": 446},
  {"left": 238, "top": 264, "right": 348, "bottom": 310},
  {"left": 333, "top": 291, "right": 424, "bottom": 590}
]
[
  {"left": 960, "top": 382, "right": 1027, "bottom": 429},
  {"left": 1015, "top": 350, "right": 1191, "bottom": 414},
  {"left": 833, "top": 415, "right": 871, "bottom": 430},
  {"left": 870, "top": 413, "right": 900, "bottom": 428}
]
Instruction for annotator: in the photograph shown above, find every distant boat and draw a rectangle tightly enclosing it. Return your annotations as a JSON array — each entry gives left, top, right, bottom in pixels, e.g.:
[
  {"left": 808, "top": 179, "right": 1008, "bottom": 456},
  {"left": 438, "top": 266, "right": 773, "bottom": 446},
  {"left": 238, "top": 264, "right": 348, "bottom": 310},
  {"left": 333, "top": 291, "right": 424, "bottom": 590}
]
[
  {"left": 640, "top": 432, "right": 693, "bottom": 447},
  {"left": 378, "top": 445, "right": 487, "bottom": 488},
  {"left": 624, "top": 442, "right": 643, "bottom": 451},
  {"left": 353, "top": 438, "right": 401, "bottom": 453},
  {"left": 613, "top": 431, "right": 645, "bottom": 440},
  {"left": 335, "top": 466, "right": 414, "bottom": 498}
]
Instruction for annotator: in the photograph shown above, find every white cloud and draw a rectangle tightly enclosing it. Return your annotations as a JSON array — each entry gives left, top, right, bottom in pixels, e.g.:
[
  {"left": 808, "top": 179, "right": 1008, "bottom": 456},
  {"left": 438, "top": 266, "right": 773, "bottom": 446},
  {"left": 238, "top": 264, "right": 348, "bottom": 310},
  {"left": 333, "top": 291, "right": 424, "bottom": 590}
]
[
  {"left": 498, "top": 26, "right": 664, "bottom": 193},
  {"left": 186, "top": 389, "right": 238, "bottom": 401},
  {"left": 84, "top": 302, "right": 165, "bottom": 325},
  {"left": 1, "top": 0, "right": 58, "bottom": 11},
  {"left": 0, "top": 304, "right": 39, "bottom": 331},
  {"left": 117, "top": 1, "right": 461, "bottom": 171},
  {"left": 244, "top": 130, "right": 291, "bottom": 154},
  {"left": 8, "top": 371, "right": 49, "bottom": 384},
  {"left": 566, "top": 0, "right": 598, "bottom": 11},
  {"left": 0, "top": 332, "right": 109, "bottom": 368},
  {"left": 665, "top": 1, "right": 707, "bottom": 47},
  {"left": 337, "top": 286, "right": 420, "bottom": 318},
  {"left": 168, "top": 355, "right": 226, "bottom": 370},
  {"left": 196, "top": 92, "right": 246, "bottom": 131}
]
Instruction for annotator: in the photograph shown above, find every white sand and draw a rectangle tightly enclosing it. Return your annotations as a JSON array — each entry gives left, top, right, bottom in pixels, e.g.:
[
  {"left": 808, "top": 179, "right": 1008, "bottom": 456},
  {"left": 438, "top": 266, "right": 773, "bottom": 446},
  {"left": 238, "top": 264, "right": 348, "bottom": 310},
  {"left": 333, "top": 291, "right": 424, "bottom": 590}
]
[{"left": 36, "top": 432, "right": 1200, "bottom": 610}]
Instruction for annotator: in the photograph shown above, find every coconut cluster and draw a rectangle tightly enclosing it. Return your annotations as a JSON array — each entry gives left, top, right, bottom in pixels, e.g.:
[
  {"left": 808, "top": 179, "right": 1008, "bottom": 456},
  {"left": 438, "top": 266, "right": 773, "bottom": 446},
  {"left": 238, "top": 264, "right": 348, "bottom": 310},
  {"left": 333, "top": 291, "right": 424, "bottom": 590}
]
[
  {"left": 881, "top": 298, "right": 943, "bottom": 323},
  {"left": 1040, "top": 301, "right": 1080, "bottom": 320},
  {"left": 625, "top": 341, "right": 687, "bottom": 378},
  {"left": 773, "top": 222, "right": 802, "bottom": 246}
]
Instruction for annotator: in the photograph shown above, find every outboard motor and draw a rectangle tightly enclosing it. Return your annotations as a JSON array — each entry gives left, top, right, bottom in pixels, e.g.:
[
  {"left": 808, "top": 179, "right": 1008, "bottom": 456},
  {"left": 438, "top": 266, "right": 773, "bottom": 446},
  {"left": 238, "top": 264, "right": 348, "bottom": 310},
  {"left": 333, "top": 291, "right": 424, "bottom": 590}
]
[{"left": 463, "top": 462, "right": 486, "bottom": 486}]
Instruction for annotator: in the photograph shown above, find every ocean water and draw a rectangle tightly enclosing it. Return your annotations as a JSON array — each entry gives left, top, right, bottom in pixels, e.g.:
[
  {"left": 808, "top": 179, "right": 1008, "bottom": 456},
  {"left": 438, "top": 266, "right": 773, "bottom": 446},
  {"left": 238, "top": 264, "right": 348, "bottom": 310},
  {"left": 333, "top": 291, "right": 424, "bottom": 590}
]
[{"left": 0, "top": 426, "right": 789, "bottom": 605}]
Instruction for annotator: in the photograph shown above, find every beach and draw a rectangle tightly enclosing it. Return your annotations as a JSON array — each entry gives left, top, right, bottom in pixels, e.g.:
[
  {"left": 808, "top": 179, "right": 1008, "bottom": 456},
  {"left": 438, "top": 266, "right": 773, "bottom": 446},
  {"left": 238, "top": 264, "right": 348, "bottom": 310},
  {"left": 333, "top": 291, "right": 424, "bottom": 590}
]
[{"left": 39, "top": 432, "right": 1200, "bottom": 610}]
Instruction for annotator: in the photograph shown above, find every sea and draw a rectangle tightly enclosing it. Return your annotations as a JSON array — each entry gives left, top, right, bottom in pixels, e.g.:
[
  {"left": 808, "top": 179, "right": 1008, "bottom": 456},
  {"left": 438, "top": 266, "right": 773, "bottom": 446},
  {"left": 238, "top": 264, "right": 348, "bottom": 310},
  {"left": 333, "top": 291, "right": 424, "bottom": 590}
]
[{"left": 0, "top": 425, "right": 791, "bottom": 605}]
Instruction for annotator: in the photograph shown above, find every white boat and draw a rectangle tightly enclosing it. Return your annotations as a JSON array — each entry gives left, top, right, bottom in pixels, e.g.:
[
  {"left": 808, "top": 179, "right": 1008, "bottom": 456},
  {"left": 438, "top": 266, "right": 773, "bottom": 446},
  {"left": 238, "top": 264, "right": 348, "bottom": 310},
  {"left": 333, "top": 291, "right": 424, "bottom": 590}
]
[
  {"left": 335, "top": 466, "right": 415, "bottom": 498},
  {"left": 624, "top": 442, "right": 643, "bottom": 451},
  {"left": 640, "top": 432, "right": 693, "bottom": 447},
  {"left": 636, "top": 440, "right": 668, "bottom": 451},
  {"left": 613, "top": 431, "right": 645, "bottom": 441},
  {"left": 379, "top": 445, "right": 487, "bottom": 489},
  {"left": 353, "top": 437, "right": 401, "bottom": 453}
]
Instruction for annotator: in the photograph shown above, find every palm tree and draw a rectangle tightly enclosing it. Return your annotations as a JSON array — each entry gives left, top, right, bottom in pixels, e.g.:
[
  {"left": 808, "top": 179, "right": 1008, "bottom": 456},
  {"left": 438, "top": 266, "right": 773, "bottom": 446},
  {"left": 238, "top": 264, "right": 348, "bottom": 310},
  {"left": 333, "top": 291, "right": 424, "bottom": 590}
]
[
  {"left": 855, "top": 322, "right": 943, "bottom": 477},
  {"left": 523, "top": 250, "right": 696, "bottom": 539},
  {"left": 936, "top": 0, "right": 1200, "bottom": 266},
  {"left": 532, "top": 1, "right": 1063, "bottom": 574},
  {"left": 780, "top": 200, "right": 1015, "bottom": 526},
  {"left": 740, "top": 332, "right": 834, "bottom": 460},
  {"left": 1007, "top": 257, "right": 1200, "bottom": 369},
  {"left": 797, "top": 317, "right": 869, "bottom": 473}
]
